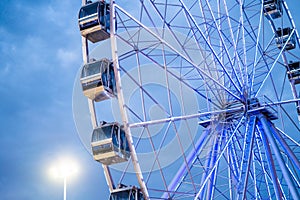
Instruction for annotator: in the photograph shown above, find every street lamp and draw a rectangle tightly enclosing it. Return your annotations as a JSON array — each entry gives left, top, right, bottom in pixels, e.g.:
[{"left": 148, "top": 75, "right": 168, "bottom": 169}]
[{"left": 50, "top": 158, "right": 78, "bottom": 200}]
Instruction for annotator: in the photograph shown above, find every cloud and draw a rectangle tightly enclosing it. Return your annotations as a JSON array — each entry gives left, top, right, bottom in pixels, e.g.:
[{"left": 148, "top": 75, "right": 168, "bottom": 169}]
[{"left": 57, "top": 48, "right": 81, "bottom": 69}]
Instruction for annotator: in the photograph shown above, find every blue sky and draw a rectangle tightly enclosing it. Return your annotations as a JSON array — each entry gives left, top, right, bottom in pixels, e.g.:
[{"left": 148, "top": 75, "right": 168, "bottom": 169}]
[
  {"left": 0, "top": 0, "right": 299, "bottom": 200},
  {"left": 0, "top": 0, "right": 108, "bottom": 199}
]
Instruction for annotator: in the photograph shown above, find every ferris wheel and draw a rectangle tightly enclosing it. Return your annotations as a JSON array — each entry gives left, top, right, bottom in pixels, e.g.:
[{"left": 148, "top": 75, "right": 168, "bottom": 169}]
[{"left": 74, "top": 0, "right": 300, "bottom": 199}]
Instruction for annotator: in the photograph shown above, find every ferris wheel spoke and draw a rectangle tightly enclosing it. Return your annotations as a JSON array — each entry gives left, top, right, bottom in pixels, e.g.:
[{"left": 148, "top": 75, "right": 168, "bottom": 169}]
[
  {"left": 239, "top": 2, "right": 291, "bottom": 98},
  {"left": 237, "top": 0, "right": 249, "bottom": 91},
  {"left": 242, "top": 4, "right": 268, "bottom": 95},
  {"left": 148, "top": 0, "right": 243, "bottom": 97},
  {"left": 115, "top": 4, "right": 242, "bottom": 103},
  {"left": 222, "top": 0, "right": 247, "bottom": 90},
  {"left": 143, "top": 122, "right": 172, "bottom": 183},
  {"left": 242, "top": 4, "right": 287, "bottom": 99},
  {"left": 275, "top": 127, "right": 300, "bottom": 149},
  {"left": 116, "top": 34, "right": 226, "bottom": 110},
  {"left": 180, "top": 0, "right": 243, "bottom": 96},
  {"left": 256, "top": 29, "right": 296, "bottom": 96},
  {"left": 122, "top": 56, "right": 221, "bottom": 113},
  {"left": 162, "top": 127, "right": 212, "bottom": 199},
  {"left": 197, "top": 133, "right": 218, "bottom": 199},
  {"left": 250, "top": 41, "right": 274, "bottom": 95},
  {"left": 196, "top": 0, "right": 244, "bottom": 91},
  {"left": 140, "top": 127, "right": 170, "bottom": 192},
  {"left": 161, "top": 45, "right": 176, "bottom": 116}
]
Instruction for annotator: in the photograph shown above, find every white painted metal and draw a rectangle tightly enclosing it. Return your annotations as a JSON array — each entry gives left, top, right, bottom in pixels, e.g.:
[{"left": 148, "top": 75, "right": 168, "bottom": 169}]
[{"left": 109, "top": 0, "right": 150, "bottom": 199}]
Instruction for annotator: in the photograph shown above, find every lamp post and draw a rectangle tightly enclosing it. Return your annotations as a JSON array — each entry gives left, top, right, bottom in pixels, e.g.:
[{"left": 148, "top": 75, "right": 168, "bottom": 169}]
[
  {"left": 64, "top": 176, "right": 67, "bottom": 200},
  {"left": 50, "top": 158, "right": 78, "bottom": 200}
]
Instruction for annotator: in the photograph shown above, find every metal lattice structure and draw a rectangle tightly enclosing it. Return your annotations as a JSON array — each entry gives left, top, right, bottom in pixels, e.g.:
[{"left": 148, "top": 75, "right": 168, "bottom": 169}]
[{"left": 77, "top": 0, "right": 300, "bottom": 199}]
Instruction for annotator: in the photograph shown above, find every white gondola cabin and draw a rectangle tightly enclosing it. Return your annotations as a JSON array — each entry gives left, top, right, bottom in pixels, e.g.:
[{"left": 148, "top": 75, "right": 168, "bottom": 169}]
[
  {"left": 275, "top": 27, "right": 296, "bottom": 50},
  {"left": 110, "top": 185, "right": 144, "bottom": 200},
  {"left": 91, "top": 122, "right": 130, "bottom": 165},
  {"left": 78, "top": 0, "right": 110, "bottom": 43},
  {"left": 80, "top": 58, "right": 116, "bottom": 102},
  {"left": 287, "top": 61, "right": 300, "bottom": 84},
  {"left": 263, "top": 0, "right": 282, "bottom": 19}
]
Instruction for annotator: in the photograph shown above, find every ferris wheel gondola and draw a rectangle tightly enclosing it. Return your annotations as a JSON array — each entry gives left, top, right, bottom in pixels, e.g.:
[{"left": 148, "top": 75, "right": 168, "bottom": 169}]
[
  {"left": 91, "top": 122, "right": 130, "bottom": 165},
  {"left": 287, "top": 61, "right": 300, "bottom": 84},
  {"left": 80, "top": 58, "right": 116, "bottom": 102},
  {"left": 275, "top": 27, "right": 296, "bottom": 50},
  {"left": 78, "top": 0, "right": 110, "bottom": 43},
  {"left": 263, "top": 0, "right": 282, "bottom": 19},
  {"left": 109, "top": 185, "right": 144, "bottom": 200}
]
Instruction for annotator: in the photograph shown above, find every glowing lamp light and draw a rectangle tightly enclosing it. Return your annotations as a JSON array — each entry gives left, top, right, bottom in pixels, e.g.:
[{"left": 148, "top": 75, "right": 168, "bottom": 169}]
[
  {"left": 49, "top": 158, "right": 78, "bottom": 200},
  {"left": 50, "top": 159, "right": 78, "bottom": 179}
]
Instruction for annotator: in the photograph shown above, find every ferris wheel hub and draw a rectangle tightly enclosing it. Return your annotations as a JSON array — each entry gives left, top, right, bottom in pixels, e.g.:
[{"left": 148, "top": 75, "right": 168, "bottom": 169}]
[{"left": 247, "top": 98, "right": 278, "bottom": 120}]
